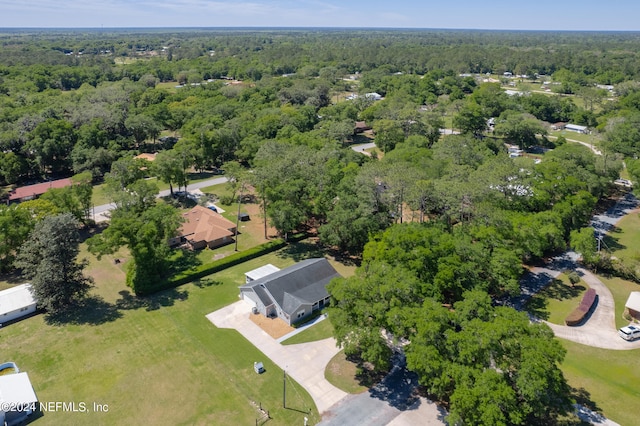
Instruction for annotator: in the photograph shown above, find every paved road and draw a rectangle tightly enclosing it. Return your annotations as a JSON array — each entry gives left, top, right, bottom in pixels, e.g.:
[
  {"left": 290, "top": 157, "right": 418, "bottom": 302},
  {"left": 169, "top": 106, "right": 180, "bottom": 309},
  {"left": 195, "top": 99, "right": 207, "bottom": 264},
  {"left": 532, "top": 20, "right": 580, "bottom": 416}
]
[
  {"left": 350, "top": 142, "right": 376, "bottom": 156},
  {"left": 93, "top": 176, "right": 228, "bottom": 222},
  {"left": 206, "top": 301, "right": 347, "bottom": 414},
  {"left": 319, "top": 354, "right": 446, "bottom": 426}
]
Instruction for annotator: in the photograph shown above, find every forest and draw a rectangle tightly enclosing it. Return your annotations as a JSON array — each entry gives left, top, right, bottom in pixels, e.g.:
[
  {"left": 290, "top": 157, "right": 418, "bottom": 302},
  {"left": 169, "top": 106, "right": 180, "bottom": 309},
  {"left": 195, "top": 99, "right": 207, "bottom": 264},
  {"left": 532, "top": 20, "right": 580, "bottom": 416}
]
[{"left": 2, "top": 28, "right": 640, "bottom": 425}]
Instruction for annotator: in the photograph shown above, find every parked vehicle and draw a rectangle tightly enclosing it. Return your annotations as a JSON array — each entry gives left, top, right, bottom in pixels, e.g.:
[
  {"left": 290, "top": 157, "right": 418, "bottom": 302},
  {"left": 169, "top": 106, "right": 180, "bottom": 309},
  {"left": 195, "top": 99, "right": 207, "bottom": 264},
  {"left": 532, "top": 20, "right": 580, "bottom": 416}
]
[{"left": 618, "top": 325, "right": 640, "bottom": 341}]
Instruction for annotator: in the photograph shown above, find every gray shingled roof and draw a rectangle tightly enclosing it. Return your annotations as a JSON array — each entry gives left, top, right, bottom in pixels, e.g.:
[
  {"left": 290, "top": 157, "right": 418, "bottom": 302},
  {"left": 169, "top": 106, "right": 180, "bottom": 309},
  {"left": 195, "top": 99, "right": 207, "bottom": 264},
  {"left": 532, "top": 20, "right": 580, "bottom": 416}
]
[{"left": 239, "top": 258, "right": 340, "bottom": 316}]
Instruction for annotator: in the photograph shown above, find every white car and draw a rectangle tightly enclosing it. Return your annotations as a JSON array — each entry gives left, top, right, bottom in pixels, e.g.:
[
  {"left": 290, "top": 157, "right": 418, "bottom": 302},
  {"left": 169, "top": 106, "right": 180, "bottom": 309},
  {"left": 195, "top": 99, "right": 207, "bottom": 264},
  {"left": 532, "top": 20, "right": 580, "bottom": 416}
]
[{"left": 618, "top": 325, "right": 640, "bottom": 341}]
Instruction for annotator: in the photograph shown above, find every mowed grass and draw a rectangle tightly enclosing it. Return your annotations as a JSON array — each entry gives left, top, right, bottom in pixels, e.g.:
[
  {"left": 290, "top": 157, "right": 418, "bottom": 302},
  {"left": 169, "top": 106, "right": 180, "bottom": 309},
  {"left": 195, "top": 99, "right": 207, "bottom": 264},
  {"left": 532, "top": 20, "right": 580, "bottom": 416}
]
[
  {"left": 0, "top": 244, "right": 327, "bottom": 425},
  {"left": 281, "top": 317, "right": 334, "bottom": 346},
  {"left": 602, "top": 212, "right": 640, "bottom": 265},
  {"left": 324, "top": 350, "right": 368, "bottom": 395},
  {"left": 526, "top": 274, "right": 589, "bottom": 325},
  {"left": 92, "top": 172, "right": 225, "bottom": 206},
  {"left": 595, "top": 274, "right": 640, "bottom": 329},
  {"left": 561, "top": 340, "right": 640, "bottom": 426}
]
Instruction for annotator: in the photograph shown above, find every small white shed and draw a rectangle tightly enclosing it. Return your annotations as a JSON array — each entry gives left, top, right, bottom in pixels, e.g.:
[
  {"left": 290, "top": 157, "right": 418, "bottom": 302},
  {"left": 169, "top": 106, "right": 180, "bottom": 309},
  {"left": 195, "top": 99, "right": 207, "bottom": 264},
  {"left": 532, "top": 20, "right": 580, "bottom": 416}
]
[
  {"left": 0, "top": 284, "right": 37, "bottom": 325},
  {"left": 244, "top": 264, "right": 280, "bottom": 284}
]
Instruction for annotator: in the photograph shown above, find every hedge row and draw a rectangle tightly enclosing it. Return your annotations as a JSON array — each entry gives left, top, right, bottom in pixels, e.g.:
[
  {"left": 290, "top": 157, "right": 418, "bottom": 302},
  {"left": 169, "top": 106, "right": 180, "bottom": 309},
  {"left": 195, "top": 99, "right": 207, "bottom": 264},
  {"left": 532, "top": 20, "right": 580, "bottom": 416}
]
[
  {"left": 136, "top": 232, "right": 310, "bottom": 295},
  {"left": 565, "top": 288, "right": 597, "bottom": 326},
  {"left": 171, "top": 239, "right": 287, "bottom": 286}
]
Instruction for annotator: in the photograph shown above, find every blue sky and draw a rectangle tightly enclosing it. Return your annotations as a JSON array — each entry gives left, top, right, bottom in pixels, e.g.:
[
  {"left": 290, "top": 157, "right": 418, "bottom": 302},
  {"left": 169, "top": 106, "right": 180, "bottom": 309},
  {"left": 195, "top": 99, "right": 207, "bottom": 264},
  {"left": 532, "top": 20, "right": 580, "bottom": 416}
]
[{"left": 0, "top": 0, "right": 639, "bottom": 30}]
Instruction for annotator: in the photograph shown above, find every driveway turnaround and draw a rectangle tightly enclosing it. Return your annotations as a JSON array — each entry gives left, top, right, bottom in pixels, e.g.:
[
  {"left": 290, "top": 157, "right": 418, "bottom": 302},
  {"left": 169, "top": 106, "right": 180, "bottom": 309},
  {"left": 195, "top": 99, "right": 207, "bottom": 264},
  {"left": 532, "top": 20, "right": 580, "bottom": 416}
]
[
  {"left": 206, "top": 301, "right": 347, "bottom": 414},
  {"left": 542, "top": 268, "right": 640, "bottom": 350}
]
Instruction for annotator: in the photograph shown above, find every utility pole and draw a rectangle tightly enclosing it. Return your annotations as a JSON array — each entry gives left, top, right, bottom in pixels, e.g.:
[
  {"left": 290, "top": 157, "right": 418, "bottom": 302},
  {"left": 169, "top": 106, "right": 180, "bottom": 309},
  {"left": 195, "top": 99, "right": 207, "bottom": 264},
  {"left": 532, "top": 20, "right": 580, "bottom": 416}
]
[
  {"left": 283, "top": 369, "right": 286, "bottom": 408},
  {"left": 234, "top": 190, "right": 242, "bottom": 251}
]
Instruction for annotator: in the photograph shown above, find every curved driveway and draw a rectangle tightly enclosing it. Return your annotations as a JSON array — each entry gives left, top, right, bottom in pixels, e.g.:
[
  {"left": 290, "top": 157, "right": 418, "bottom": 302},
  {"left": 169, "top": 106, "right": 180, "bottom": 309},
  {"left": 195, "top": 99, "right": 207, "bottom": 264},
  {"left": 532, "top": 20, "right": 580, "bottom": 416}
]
[{"left": 542, "top": 268, "right": 640, "bottom": 350}]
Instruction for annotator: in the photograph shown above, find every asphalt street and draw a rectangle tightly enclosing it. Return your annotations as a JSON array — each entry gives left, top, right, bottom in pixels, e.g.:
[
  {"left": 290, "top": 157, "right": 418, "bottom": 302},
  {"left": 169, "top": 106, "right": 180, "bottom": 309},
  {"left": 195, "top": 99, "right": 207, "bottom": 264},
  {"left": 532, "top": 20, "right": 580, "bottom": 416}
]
[{"left": 92, "top": 176, "right": 228, "bottom": 222}]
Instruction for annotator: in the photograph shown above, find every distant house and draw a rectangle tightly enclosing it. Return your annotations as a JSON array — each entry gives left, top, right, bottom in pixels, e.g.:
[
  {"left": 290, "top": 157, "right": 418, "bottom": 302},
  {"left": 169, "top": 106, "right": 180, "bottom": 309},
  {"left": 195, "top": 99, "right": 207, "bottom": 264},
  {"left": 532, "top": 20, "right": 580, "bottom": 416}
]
[
  {"left": 625, "top": 292, "right": 640, "bottom": 320},
  {"left": 0, "top": 284, "right": 37, "bottom": 325},
  {"left": 168, "top": 205, "right": 237, "bottom": 250},
  {"left": 551, "top": 122, "right": 566, "bottom": 131},
  {"left": 364, "top": 92, "right": 383, "bottom": 101},
  {"left": 134, "top": 153, "right": 157, "bottom": 162},
  {"left": 239, "top": 258, "right": 341, "bottom": 325},
  {"left": 565, "top": 123, "right": 589, "bottom": 134},
  {"left": 8, "top": 178, "right": 74, "bottom": 203},
  {"left": 354, "top": 121, "right": 371, "bottom": 134},
  {"left": 0, "top": 366, "right": 38, "bottom": 426}
]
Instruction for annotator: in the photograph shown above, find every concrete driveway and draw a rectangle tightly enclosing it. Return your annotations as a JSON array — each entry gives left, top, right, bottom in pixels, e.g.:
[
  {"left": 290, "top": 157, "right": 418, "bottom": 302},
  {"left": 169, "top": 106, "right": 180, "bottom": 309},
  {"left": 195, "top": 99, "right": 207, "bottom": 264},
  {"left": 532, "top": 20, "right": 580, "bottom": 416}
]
[
  {"left": 206, "top": 301, "right": 347, "bottom": 414},
  {"left": 542, "top": 268, "right": 640, "bottom": 350}
]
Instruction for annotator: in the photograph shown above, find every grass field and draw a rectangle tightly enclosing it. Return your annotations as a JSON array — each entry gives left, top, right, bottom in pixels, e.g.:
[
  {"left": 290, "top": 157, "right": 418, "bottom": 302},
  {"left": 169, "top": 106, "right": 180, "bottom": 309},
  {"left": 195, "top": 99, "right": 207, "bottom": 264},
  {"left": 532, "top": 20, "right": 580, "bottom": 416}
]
[
  {"left": 0, "top": 240, "right": 358, "bottom": 425},
  {"left": 91, "top": 171, "right": 224, "bottom": 206},
  {"left": 324, "top": 350, "right": 369, "bottom": 395},
  {"left": 602, "top": 212, "right": 640, "bottom": 265},
  {"left": 281, "top": 317, "right": 334, "bottom": 346},
  {"left": 561, "top": 340, "right": 640, "bottom": 426},
  {"left": 595, "top": 274, "right": 639, "bottom": 329},
  {"left": 526, "top": 273, "right": 589, "bottom": 325},
  {"left": 549, "top": 130, "right": 601, "bottom": 146}
]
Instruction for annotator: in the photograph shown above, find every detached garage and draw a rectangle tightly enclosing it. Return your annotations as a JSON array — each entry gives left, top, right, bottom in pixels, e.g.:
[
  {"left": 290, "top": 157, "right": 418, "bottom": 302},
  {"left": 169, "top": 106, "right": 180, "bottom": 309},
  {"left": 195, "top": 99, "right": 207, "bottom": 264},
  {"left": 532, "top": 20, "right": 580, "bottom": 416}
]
[
  {"left": 625, "top": 291, "right": 640, "bottom": 320},
  {"left": 0, "top": 284, "right": 37, "bottom": 325}
]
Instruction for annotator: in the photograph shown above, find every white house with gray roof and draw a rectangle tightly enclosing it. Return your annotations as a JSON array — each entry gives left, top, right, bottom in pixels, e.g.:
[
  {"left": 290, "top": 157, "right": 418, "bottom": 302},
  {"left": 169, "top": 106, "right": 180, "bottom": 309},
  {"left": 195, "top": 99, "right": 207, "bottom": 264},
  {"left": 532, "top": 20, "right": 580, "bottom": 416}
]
[
  {"left": 239, "top": 258, "right": 341, "bottom": 325},
  {"left": 0, "top": 284, "right": 37, "bottom": 326}
]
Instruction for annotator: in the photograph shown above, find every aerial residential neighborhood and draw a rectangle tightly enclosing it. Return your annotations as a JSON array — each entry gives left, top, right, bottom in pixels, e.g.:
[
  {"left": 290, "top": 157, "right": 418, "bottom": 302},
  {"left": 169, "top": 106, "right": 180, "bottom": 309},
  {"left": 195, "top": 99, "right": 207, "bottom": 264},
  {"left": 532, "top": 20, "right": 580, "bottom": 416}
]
[{"left": 2, "top": 17, "right": 640, "bottom": 426}]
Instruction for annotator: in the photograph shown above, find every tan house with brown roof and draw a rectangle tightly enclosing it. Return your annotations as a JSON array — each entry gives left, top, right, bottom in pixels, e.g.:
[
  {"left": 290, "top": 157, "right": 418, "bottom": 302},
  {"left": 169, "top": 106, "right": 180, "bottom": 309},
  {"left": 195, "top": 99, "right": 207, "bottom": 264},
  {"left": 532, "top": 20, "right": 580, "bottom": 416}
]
[
  {"left": 169, "top": 205, "right": 237, "bottom": 250},
  {"left": 134, "top": 153, "right": 157, "bottom": 162}
]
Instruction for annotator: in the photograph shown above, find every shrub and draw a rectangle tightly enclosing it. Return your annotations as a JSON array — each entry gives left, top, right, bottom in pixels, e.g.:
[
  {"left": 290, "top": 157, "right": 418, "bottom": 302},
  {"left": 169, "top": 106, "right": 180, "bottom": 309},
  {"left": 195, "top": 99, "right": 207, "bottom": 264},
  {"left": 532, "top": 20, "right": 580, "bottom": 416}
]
[
  {"left": 169, "top": 239, "right": 286, "bottom": 286},
  {"left": 137, "top": 239, "right": 287, "bottom": 295},
  {"left": 568, "top": 271, "right": 580, "bottom": 286},
  {"left": 565, "top": 288, "right": 597, "bottom": 326}
]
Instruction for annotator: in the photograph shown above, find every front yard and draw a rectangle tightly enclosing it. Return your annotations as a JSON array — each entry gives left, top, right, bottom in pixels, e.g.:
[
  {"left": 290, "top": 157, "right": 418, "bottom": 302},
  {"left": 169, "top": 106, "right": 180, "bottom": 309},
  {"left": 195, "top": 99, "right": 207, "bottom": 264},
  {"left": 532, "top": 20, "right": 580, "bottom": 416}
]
[{"left": 0, "top": 239, "right": 357, "bottom": 425}]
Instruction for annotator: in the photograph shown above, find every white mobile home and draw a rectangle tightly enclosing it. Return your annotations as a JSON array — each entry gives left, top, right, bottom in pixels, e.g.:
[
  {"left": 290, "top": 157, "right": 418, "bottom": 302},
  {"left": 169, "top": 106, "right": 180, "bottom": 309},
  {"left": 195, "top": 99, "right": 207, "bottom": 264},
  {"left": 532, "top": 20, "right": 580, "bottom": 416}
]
[{"left": 0, "top": 284, "right": 37, "bottom": 325}]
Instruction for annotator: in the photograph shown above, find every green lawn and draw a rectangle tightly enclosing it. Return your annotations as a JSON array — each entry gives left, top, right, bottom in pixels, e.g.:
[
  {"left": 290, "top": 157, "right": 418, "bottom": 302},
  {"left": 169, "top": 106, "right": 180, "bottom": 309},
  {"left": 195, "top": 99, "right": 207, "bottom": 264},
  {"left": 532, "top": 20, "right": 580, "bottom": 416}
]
[
  {"left": 561, "top": 340, "right": 640, "bottom": 426},
  {"left": 526, "top": 273, "right": 589, "bottom": 325},
  {"left": 324, "top": 350, "right": 369, "bottom": 395},
  {"left": 281, "top": 317, "right": 334, "bottom": 346},
  {"left": 0, "top": 244, "right": 331, "bottom": 425},
  {"left": 549, "top": 130, "right": 601, "bottom": 146},
  {"left": 524, "top": 268, "right": 640, "bottom": 426},
  {"left": 602, "top": 212, "right": 640, "bottom": 265},
  {"left": 595, "top": 274, "right": 639, "bottom": 329},
  {"left": 92, "top": 172, "right": 225, "bottom": 206}
]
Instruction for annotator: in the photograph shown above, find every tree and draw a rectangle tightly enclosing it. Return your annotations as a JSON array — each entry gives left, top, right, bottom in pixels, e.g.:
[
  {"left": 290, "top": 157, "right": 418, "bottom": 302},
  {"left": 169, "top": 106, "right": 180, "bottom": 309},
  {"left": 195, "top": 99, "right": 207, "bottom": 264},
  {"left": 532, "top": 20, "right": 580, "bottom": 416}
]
[
  {"left": 72, "top": 171, "right": 94, "bottom": 223},
  {"left": 88, "top": 203, "right": 182, "bottom": 295},
  {"left": 494, "top": 112, "right": 546, "bottom": 150},
  {"left": 406, "top": 291, "right": 572, "bottom": 426},
  {"left": 373, "top": 119, "right": 404, "bottom": 152},
  {"left": 453, "top": 101, "right": 488, "bottom": 137},
  {"left": 15, "top": 213, "right": 92, "bottom": 313},
  {"left": 0, "top": 205, "right": 34, "bottom": 272},
  {"left": 153, "top": 149, "right": 187, "bottom": 196},
  {"left": 571, "top": 227, "right": 597, "bottom": 265}
]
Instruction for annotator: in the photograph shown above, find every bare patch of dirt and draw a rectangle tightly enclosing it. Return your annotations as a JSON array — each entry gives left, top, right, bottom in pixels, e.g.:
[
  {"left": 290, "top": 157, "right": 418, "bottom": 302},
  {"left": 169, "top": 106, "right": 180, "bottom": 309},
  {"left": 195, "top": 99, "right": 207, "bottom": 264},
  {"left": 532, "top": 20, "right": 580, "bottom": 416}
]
[
  {"left": 249, "top": 313, "right": 294, "bottom": 339},
  {"left": 236, "top": 192, "right": 279, "bottom": 241}
]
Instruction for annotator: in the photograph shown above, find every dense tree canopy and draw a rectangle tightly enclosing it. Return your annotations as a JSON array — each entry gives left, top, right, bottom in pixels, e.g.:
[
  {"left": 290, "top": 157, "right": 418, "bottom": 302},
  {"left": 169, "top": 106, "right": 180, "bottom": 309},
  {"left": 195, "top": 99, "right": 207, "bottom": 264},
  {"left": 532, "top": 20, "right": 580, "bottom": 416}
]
[{"left": 1, "top": 28, "right": 636, "bottom": 424}]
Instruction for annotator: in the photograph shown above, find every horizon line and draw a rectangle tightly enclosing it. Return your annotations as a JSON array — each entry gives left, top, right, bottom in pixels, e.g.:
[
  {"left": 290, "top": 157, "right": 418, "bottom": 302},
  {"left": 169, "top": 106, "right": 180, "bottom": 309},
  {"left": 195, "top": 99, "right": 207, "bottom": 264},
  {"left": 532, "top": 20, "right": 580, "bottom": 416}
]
[{"left": 0, "top": 26, "right": 639, "bottom": 33}]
